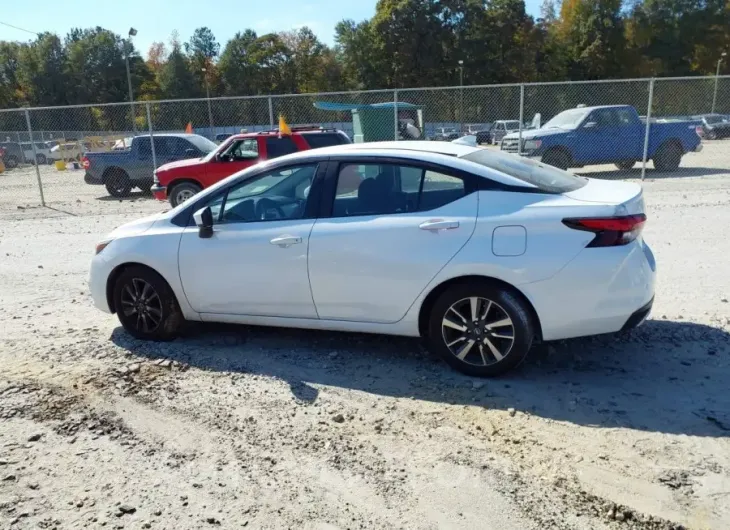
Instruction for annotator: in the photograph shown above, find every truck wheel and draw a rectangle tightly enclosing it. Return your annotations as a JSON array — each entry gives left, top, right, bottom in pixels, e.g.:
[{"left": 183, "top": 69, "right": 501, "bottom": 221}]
[
  {"left": 653, "top": 142, "right": 682, "bottom": 172},
  {"left": 36, "top": 154, "right": 47, "bottom": 165},
  {"left": 169, "top": 182, "right": 202, "bottom": 207},
  {"left": 4, "top": 155, "right": 18, "bottom": 169},
  {"left": 105, "top": 169, "right": 133, "bottom": 197},
  {"left": 615, "top": 161, "right": 635, "bottom": 170},
  {"left": 542, "top": 149, "right": 570, "bottom": 171}
]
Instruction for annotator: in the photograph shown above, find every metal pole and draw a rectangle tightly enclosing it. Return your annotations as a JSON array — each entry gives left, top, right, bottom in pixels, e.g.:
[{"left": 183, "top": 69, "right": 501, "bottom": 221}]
[
  {"left": 125, "top": 46, "right": 136, "bottom": 134},
  {"left": 25, "top": 109, "right": 45, "bottom": 206},
  {"left": 268, "top": 96, "right": 275, "bottom": 129},
  {"left": 205, "top": 79, "right": 214, "bottom": 133},
  {"left": 394, "top": 89, "right": 399, "bottom": 141},
  {"left": 145, "top": 102, "right": 157, "bottom": 172},
  {"left": 711, "top": 57, "right": 724, "bottom": 114},
  {"left": 518, "top": 84, "right": 525, "bottom": 156},
  {"left": 641, "top": 78, "right": 655, "bottom": 181},
  {"left": 459, "top": 66, "right": 464, "bottom": 133}
]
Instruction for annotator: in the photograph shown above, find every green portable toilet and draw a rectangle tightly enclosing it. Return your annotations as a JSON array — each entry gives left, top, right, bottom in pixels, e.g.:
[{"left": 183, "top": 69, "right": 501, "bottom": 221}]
[{"left": 313, "top": 101, "right": 423, "bottom": 143}]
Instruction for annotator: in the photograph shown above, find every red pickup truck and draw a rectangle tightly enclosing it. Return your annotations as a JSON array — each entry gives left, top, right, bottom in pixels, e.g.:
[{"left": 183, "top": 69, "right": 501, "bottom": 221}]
[{"left": 152, "top": 127, "right": 351, "bottom": 206}]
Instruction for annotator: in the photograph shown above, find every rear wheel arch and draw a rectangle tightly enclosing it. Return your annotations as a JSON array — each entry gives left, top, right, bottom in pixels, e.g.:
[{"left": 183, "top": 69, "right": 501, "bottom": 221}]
[
  {"left": 417, "top": 275, "right": 542, "bottom": 342},
  {"left": 101, "top": 166, "right": 128, "bottom": 183}
]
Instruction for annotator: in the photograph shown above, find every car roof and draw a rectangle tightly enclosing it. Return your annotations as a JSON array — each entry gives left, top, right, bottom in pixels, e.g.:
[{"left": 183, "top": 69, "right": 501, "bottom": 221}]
[
  {"left": 229, "top": 128, "right": 344, "bottom": 140},
  {"left": 262, "top": 141, "right": 538, "bottom": 189}
]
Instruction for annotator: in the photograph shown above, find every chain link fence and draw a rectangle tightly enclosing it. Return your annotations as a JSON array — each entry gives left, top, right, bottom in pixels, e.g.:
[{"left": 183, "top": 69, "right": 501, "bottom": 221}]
[{"left": 0, "top": 75, "right": 728, "bottom": 214}]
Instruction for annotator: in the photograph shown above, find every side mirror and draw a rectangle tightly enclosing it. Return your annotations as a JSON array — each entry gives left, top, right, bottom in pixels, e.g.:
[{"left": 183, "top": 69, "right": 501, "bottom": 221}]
[
  {"left": 193, "top": 206, "right": 214, "bottom": 239},
  {"left": 185, "top": 148, "right": 196, "bottom": 157},
  {"left": 584, "top": 121, "right": 598, "bottom": 129}
]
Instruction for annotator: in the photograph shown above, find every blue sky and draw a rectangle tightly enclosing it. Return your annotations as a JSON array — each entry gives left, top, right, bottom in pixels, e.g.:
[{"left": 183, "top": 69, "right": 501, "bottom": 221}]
[{"left": 1, "top": 0, "right": 543, "bottom": 56}]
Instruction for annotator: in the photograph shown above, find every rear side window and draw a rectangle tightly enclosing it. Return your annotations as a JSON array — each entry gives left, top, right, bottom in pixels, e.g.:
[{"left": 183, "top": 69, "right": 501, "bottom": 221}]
[
  {"left": 265, "top": 137, "right": 298, "bottom": 159},
  {"left": 331, "top": 163, "right": 466, "bottom": 217},
  {"left": 304, "top": 133, "right": 350, "bottom": 149},
  {"left": 462, "top": 149, "right": 586, "bottom": 193}
]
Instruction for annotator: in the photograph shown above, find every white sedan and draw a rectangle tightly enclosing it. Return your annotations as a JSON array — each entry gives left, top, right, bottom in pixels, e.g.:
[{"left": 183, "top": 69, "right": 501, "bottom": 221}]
[{"left": 89, "top": 141, "right": 655, "bottom": 377}]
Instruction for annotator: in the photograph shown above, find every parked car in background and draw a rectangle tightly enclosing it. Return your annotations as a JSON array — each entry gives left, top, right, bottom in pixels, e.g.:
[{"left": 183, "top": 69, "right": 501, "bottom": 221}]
[
  {"left": 20, "top": 142, "right": 54, "bottom": 165},
  {"left": 83, "top": 134, "right": 217, "bottom": 197},
  {"left": 49, "top": 142, "right": 85, "bottom": 162},
  {"left": 501, "top": 105, "right": 702, "bottom": 171},
  {"left": 90, "top": 140, "right": 655, "bottom": 378},
  {"left": 0, "top": 142, "right": 24, "bottom": 169},
  {"left": 215, "top": 133, "right": 234, "bottom": 143},
  {"left": 430, "top": 127, "right": 460, "bottom": 141},
  {"left": 153, "top": 127, "right": 352, "bottom": 207},
  {"left": 490, "top": 120, "right": 521, "bottom": 145},
  {"left": 696, "top": 114, "right": 730, "bottom": 139}
]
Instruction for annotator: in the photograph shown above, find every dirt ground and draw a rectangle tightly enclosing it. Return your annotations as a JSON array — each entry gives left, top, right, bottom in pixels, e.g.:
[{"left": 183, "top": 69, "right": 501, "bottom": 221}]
[{"left": 0, "top": 158, "right": 729, "bottom": 529}]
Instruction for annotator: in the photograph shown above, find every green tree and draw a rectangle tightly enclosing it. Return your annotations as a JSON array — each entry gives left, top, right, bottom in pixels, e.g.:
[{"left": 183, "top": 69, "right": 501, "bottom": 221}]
[
  {"left": 0, "top": 42, "right": 22, "bottom": 108},
  {"left": 159, "top": 40, "right": 198, "bottom": 99},
  {"left": 218, "top": 29, "right": 260, "bottom": 95}
]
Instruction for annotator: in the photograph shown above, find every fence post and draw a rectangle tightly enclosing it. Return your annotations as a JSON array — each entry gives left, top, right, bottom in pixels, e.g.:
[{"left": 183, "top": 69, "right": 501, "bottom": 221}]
[
  {"left": 268, "top": 96, "right": 275, "bottom": 129},
  {"left": 641, "top": 78, "right": 655, "bottom": 181},
  {"left": 24, "top": 109, "right": 45, "bottom": 206},
  {"left": 518, "top": 84, "right": 525, "bottom": 155},
  {"left": 145, "top": 102, "right": 157, "bottom": 172},
  {"left": 393, "top": 89, "right": 399, "bottom": 141}
]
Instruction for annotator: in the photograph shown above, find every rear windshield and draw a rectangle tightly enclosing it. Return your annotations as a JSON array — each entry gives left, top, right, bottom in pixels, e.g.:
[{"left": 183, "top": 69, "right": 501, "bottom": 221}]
[{"left": 461, "top": 149, "right": 586, "bottom": 193}]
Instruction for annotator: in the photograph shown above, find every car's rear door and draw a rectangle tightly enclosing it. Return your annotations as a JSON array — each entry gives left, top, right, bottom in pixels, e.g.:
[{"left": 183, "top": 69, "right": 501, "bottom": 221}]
[{"left": 307, "top": 158, "right": 479, "bottom": 323}]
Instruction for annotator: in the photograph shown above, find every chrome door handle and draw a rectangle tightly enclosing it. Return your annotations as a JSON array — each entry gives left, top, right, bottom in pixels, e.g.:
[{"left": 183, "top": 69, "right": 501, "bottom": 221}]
[
  {"left": 270, "top": 235, "right": 302, "bottom": 247},
  {"left": 419, "top": 220, "right": 459, "bottom": 231}
]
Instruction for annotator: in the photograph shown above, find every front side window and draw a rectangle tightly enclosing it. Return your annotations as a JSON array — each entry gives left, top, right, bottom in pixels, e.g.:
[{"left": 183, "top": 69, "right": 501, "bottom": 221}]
[
  {"left": 224, "top": 139, "right": 259, "bottom": 161},
  {"left": 265, "top": 137, "right": 298, "bottom": 159},
  {"left": 207, "top": 164, "right": 317, "bottom": 224},
  {"left": 331, "top": 163, "right": 466, "bottom": 217}
]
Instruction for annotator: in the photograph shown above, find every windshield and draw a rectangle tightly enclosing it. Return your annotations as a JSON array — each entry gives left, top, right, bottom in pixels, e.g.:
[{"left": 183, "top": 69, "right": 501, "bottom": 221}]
[
  {"left": 543, "top": 108, "right": 589, "bottom": 130},
  {"left": 187, "top": 135, "right": 217, "bottom": 154},
  {"left": 504, "top": 121, "right": 521, "bottom": 130},
  {"left": 461, "top": 149, "right": 586, "bottom": 193}
]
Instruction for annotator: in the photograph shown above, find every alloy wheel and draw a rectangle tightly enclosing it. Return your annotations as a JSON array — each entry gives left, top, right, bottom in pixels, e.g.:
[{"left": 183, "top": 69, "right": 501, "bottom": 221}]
[
  {"left": 441, "top": 297, "right": 515, "bottom": 366},
  {"left": 176, "top": 188, "right": 196, "bottom": 205},
  {"left": 120, "top": 278, "right": 163, "bottom": 333}
]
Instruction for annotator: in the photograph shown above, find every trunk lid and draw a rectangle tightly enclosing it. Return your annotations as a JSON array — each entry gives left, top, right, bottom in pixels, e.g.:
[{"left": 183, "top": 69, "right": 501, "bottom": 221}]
[{"left": 564, "top": 177, "right": 644, "bottom": 215}]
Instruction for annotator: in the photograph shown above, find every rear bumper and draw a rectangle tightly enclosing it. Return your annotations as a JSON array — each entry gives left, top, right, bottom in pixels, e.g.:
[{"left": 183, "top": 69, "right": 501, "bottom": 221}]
[
  {"left": 522, "top": 240, "right": 656, "bottom": 341},
  {"left": 621, "top": 296, "right": 654, "bottom": 331}
]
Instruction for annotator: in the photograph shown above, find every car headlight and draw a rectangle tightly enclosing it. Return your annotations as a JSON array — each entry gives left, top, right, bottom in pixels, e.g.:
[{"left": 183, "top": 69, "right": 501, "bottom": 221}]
[
  {"left": 523, "top": 139, "right": 543, "bottom": 151},
  {"left": 95, "top": 239, "right": 114, "bottom": 255}
]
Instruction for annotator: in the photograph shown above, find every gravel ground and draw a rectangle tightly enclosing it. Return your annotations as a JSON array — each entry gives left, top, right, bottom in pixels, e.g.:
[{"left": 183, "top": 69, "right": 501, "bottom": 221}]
[{"left": 0, "top": 162, "right": 729, "bottom": 529}]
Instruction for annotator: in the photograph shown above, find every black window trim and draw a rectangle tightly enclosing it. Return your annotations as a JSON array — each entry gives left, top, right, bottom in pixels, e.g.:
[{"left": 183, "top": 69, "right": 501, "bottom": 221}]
[
  {"left": 173, "top": 157, "right": 330, "bottom": 227},
  {"left": 319, "top": 156, "right": 478, "bottom": 219}
]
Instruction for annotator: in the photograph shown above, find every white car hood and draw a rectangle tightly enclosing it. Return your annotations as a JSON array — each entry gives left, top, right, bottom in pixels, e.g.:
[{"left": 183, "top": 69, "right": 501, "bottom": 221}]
[{"left": 107, "top": 213, "right": 163, "bottom": 238}]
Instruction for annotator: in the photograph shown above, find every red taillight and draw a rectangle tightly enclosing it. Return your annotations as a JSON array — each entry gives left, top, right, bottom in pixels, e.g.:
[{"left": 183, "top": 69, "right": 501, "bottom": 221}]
[
  {"left": 695, "top": 126, "right": 704, "bottom": 137},
  {"left": 81, "top": 156, "right": 90, "bottom": 169},
  {"left": 563, "top": 214, "right": 646, "bottom": 247}
]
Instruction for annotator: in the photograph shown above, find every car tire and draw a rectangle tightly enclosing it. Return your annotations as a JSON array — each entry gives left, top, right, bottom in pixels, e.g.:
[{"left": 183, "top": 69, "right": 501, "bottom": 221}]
[
  {"left": 36, "top": 154, "right": 47, "bottom": 165},
  {"left": 169, "top": 182, "right": 202, "bottom": 207},
  {"left": 113, "top": 265, "right": 183, "bottom": 341},
  {"left": 4, "top": 155, "right": 18, "bottom": 169},
  {"left": 653, "top": 142, "right": 683, "bottom": 172},
  {"left": 615, "top": 161, "right": 635, "bottom": 170},
  {"left": 105, "top": 169, "right": 133, "bottom": 197},
  {"left": 542, "top": 149, "right": 570, "bottom": 170},
  {"left": 426, "top": 283, "right": 535, "bottom": 377},
  {"left": 707, "top": 130, "right": 717, "bottom": 140}
]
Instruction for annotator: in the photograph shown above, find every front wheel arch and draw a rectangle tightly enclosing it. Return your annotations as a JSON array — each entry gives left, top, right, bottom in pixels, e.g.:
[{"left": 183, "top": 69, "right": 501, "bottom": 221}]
[
  {"left": 106, "top": 262, "right": 175, "bottom": 314},
  {"left": 417, "top": 275, "right": 542, "bottom": 342}
]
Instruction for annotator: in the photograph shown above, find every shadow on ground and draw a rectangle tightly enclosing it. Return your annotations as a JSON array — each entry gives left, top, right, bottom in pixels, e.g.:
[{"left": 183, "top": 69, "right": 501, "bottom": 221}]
[
  {"left": 112, "top": 318, "right": 730, "bottom": 438},
  {"left": 96, "top": 191, "right": 152, "bottom": 202},
  {"left": 578, "top": 167, "right": 729, "bottom": 180}
]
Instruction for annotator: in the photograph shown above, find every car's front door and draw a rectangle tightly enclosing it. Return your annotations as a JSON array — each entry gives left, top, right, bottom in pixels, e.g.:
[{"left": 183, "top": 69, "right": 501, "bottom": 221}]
[
  {"left": 575, "top": 109, "right": 619, "bottom": 164},
  {"left": 307, "top": 160, "right": 479, "bottom": 323},
  {"left": 178, "top": 162, "right": 323, "bottom": 317}
]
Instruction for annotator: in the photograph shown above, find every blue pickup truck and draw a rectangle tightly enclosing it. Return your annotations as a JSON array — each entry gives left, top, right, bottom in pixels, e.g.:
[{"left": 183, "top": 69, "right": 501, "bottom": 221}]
[
  {"left": 83, "top": 133, "right": 217, "bottom": 197},
  {"left": 500, "top": 105, "right": 702, "bottom": 171}
]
